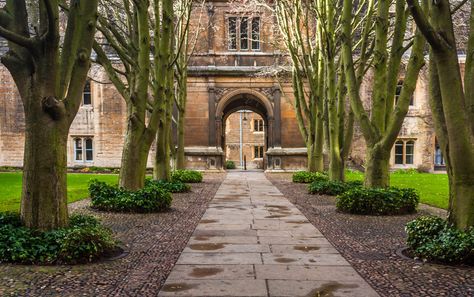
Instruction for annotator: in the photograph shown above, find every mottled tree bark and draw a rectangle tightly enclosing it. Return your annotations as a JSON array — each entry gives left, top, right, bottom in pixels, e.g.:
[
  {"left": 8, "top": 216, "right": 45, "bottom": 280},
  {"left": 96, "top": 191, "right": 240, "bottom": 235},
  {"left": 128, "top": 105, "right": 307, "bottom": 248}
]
[
  {"left": 94, "top": 0, "right": 167, "bottom": 190},
  {"left": 342, "top": 0, "right": 425, "bottom": 188},
  {"left": 153, "top": 0, "right": 174, "bottom": 181},
  {"left": 408, "top": 0, "right": 474, "bottom": 229},
  {"left": 0, "top": 0, "right": 98, "bottom": 230}
]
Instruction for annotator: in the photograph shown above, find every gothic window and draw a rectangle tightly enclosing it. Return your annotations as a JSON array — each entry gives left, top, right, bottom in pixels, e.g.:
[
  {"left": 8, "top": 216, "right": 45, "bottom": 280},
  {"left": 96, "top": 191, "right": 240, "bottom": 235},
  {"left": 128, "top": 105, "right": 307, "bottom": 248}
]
[
  {"left": 83, "top": 80, "right": 92, "bottom": 105},
  {"left": 251, "top": 17, "right": 261, "bottom": 50},
  {"left": 394, "top": 139, "right": 415, "bottom": 165},
  {"left": 74, "top": 138, "right": 83, "bottom": 161},
  {"left": 253, "top": 119, "right": 264, "bottom": 132},
  {"left": 74, "top": 137, "right": 94, "bottom": 162},
  {"left": 405, "top": 141, "right": 414, "bottom": 164},
  {"left": 85, "top": 138, "right": 94, "bottom": 161},
  {"left": 240, "top": 17, "right": 249, "bottom": 50},
  {"left": 228, "top": 17, "right": 237, "bottom": 50},
  {"left": 254, "top": 146, "right": 264, "bottom": 159},
  {"left": 228, "top": 16, "right": 260, "bottom": 51},
  {"left": 395, "top": 80, "right": 414, "bottom": 106},
  {"left": 434, "top": 139, "right": 445, "bottom": 168}
]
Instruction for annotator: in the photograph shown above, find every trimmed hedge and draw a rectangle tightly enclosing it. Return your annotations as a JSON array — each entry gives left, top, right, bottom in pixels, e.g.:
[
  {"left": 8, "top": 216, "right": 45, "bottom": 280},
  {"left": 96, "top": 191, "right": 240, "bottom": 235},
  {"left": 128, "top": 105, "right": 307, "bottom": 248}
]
[
  {"left": 0, "top": 213, "right": 117, "bottom": 265},
  {"left": 146, "top": 179, "right": 190, "bottom": 193},
  {"left": 336, "top": 187, "right": 419, "bottom": 215},
  {"left": 89, "top": 180, "right": 172, "bottom": 213},
  {"left": 292, "top": 171, "right": 329, "bottom": 184},
  {"left": 406, "top": 216, "right": 474, "bottom": 265},
  {"left": 308, "top": 180, "right": 363, "bottom": 196},
  {"left": 171, "top": 170, "right": 203, "bottom": 183},
  {"left": 225, "top": 160, "right": 236, "bottom": 169}
]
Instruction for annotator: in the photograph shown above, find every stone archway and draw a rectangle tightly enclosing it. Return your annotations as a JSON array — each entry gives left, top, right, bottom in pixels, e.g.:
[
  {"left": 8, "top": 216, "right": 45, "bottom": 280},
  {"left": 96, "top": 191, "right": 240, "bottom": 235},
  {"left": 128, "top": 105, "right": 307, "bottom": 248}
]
[{"left": 212, "top": 89, "right": 277, "bottom": 170}]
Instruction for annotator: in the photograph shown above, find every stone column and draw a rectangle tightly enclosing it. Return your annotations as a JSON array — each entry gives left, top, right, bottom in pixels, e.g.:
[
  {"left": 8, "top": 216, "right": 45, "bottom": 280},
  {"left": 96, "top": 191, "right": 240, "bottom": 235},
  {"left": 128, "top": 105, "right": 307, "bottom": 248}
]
[
  {"left": 216, "top": 119, "right": 223, "bottom": 148},
  {"left": 267, "top": 117, "right": 274, "bottom": 149},
  {"left": 208, "top": 87, "right": 217, "bottom": 147},
  {"left": 207, "top": 3, "right": 215, "bottom": 65},
  {"left": 272, "top": 86, "right": 282, "bottom": 147}
]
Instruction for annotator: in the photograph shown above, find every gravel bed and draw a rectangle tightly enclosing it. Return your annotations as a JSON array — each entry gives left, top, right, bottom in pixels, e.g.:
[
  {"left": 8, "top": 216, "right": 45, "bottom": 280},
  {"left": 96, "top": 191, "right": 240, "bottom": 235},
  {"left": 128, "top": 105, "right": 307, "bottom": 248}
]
[
  {"left": 0, "top": 173, "right": 225, "bottom": 297},
  {"left": 267, "top": 173, "right": 474, "bottom": 297}
]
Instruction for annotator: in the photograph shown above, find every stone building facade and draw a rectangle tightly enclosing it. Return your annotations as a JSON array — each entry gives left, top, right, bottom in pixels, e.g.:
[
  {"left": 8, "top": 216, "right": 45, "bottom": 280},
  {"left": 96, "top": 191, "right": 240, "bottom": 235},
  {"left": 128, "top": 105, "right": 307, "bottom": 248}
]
[
  {"left": 0, "top": 0, "right": 455, "bottom": 173},
  {"left": 225, "top": 111, "right": 266, "bottom": 169}
]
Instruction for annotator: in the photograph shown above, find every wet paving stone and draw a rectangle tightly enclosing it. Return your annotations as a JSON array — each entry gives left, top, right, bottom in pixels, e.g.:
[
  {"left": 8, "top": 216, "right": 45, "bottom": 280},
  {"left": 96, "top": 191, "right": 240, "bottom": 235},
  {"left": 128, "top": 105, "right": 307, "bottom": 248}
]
[
  {"left": 0, "top": 174, "right": 225, "bottom": 297},
  {"left": 158, "top": 172, "right": 379, "bottom": 296},
  {"left": 268, "top": 173, "right": 474, "bottom": 297}
]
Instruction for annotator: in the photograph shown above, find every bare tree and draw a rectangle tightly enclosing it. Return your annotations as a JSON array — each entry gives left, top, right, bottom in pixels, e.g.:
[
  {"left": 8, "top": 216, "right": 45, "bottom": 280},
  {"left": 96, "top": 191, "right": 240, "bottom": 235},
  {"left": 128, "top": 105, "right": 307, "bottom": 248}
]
[
  {"left": 175, "top": 0, "right": 205, "bottom": 169},
  {"left": 341, "top": 0, "right": 426, "bottom": 187},
  {"left": 93, "top": 0, "right": 160, "bottom": 191}
]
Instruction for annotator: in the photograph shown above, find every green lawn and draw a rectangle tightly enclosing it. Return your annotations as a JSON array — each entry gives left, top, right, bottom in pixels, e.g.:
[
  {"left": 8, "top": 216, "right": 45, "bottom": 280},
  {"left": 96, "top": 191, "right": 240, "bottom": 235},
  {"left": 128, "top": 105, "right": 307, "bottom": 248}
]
[
  {"left": 0, "top": 173, "right": 118, "bottom": 212},
  {"left": 345, "top": 170, "right": 449, "bottom": 209}
]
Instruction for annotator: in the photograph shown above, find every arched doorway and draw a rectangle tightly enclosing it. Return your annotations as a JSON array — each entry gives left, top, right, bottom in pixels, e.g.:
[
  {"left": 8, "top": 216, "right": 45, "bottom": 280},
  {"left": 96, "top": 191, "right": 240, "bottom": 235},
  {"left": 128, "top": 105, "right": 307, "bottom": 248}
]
[
  {"left": 214, "top": 89, "right": 274, "bottom": 170},
  {"left": 224, "top": 111, "right": 266, "bottom": 169}
]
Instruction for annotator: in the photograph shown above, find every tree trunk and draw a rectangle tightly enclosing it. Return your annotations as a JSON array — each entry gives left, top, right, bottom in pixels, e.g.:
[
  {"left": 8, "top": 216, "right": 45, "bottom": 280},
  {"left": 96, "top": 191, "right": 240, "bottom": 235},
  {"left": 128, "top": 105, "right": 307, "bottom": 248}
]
[
  {"left": 328, "top": 145, "right": 344, "bottom": 181},
  {"left": 449, "top": 179, "right": 474, "bottom": 229},
  {"left": 176, "top": 107, "right": 186, "bottom": 169},
  {"left": 119, "top": 124, "right": 150, "bottom": 190},
  {"left": 163, "top": 108, "right": 172, "bottom": 178},
  {"left": 21, "top": 101, "right": 68, "bottom": 230},
  {"left": 364, "top": 144, "right": 390, "bottom": 188},
  {"left": 327, "top": 57, "right": 344, "bottom": 181},
  {"left": 307, "top": 133, "right": 324, "bottom": 173},
  {"left": 154, "top": 120, "right": 171, "bottom": 181}
]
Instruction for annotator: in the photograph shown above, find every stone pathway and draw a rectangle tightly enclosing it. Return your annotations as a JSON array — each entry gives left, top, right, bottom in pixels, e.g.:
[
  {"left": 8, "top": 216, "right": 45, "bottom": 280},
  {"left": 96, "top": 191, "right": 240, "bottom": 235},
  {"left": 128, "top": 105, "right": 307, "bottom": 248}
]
[{"left": 159, "top": 172, "right": 379, "bottom": 297}]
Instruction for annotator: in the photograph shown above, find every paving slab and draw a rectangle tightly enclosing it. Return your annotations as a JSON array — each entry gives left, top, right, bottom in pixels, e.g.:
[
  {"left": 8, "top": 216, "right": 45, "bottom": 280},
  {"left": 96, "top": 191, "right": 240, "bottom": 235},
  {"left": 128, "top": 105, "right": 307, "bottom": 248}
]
[
  {"left": 269, "top": 244, "right": 339, "bottom": 254},
  {"left": 254, "top": 265, "right": 364, "bottom": 281},
  {"left": 261, "top": 253, "right": 349, "bottom": 266},
  {"left": 167, "top": 265, "right": 255, "bottom": 280},
  {"left": 159, "top": 172, "right": 378, "bottom": 297},
  {"left": 188, "top": 235, "right": 258, "bottom": 244},
  {"left": 176, "top": 252, "right": 263, "bottom": 265},
  {"left": 268, "top": 280, "right": 380, "bottom": 297},
  {"left": 184, "top": 243, "right": 270, "bottom": 253},
  {"left": 159, "top": 280, "right": 267, "bottom": 296}
]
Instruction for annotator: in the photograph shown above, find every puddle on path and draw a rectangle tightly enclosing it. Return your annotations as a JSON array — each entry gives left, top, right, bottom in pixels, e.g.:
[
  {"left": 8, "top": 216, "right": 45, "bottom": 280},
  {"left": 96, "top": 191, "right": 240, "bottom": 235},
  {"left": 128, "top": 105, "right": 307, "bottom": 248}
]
[
  {"left": 274, "top": 257, "right": 297, "bottom": 263},
  {"left": 294, "top": 246, "right": 320, "bottom": 252},
  {"left": 265, "top": 214, "right": 288, "bottom": 218},
  {"left": 162, "top": 283, "right": 198, "bottom": 292},
  {"left": 189, "top": 267, "right": 224, "bottom": 278},
  {"left": 306, "top": 282, "right": 359, "bottom": 297},
  {"left": 189, "top": 243, "right": 226, "bottom": 251},
  {"left": 200, "top": 219, "right": 219, "bottom": 224}
]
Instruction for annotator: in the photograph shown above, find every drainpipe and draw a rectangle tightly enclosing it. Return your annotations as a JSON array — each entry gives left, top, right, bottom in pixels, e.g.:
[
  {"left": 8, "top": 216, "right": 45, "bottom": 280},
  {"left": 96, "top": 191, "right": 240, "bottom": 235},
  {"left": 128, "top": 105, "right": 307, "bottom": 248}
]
[{"left": 240, "top": 112, "right": 243, "bottom": 168}]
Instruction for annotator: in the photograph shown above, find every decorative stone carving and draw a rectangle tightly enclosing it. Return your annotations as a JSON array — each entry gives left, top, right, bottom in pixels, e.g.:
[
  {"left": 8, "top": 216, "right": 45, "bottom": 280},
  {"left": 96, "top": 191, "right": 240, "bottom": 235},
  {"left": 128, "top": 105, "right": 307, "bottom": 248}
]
[{"left": 213, "top": 87, "right": 275, "bottom": 106}]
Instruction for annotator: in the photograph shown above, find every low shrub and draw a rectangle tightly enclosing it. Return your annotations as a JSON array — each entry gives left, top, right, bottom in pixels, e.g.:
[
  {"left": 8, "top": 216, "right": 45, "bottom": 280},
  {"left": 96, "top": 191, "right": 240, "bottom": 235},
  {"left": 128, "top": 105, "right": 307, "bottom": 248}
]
[
  {"left": 0, "top": 211, "right": 22, "bottom": 226},
  {"left": 0, "top": 166, "right": 21, "bottom": 172},
  {"left": 406, "top": 216, "right": 474, "bottom": 265},
  {"left": 392, "top": 168, "right": 419, "bottom": 175},
  {"left": 171, "top": 170, "right": 203, "bottom": 183},
  {"left": 225, "top": 160, "right": 236, "bottom": 169},
  {"left": 292, "top": 171, "right": 328, "bottom": 183},
  {"left": 78, "top": 167, "right": 120, "bottom": 174},
  {"left": 336, "top": 187, "right": 419, "bottom": 215},
  {"left": 58, "top": 224, "right": 116, "bottom": 264},
  {"left": 308, "top": 180, "right": 363, "bottom": 196},
  {"left": 0, "top": 213, "right": 117, "bottom": 264},
  {"left": 146, "top": 179, "right": 190, "bottom": 193},
  {"left": 89, "top": 180, "right": 172, "bottom": 213}
]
